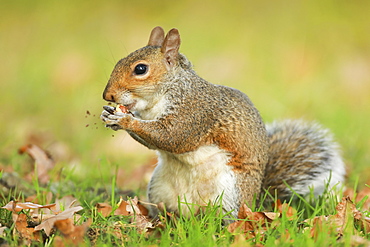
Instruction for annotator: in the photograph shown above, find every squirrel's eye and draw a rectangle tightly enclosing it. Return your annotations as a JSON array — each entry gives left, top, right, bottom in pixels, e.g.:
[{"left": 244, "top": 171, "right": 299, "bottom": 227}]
[{"left": 134, "top": 64, "right": 148, "bottom": 75}]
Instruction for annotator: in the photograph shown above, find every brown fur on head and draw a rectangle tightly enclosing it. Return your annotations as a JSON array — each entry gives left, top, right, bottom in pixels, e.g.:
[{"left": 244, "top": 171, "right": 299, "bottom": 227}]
[{"left": 102, "top": 27, "right": 181, "bottom": 106}]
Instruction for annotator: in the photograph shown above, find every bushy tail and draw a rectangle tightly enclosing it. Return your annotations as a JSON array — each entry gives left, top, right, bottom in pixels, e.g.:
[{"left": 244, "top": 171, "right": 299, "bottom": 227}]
[{"left": 263, "top": 119, "right": 346, "bottom": 200}]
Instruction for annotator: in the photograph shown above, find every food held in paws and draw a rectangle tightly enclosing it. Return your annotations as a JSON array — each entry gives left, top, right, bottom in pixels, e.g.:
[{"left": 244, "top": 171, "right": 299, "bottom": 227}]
[{"left": 115, "top": 104, "right": 129, "bottom": 113}]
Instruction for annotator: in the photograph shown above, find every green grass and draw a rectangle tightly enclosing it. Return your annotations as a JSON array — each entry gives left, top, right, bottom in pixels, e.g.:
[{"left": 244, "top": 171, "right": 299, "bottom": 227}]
[
  {"left": 0, "top": 158, "right": 368, "bottom": 246},
  {"left": 1, "top": 0, "right": 369, "bottom": 246}
]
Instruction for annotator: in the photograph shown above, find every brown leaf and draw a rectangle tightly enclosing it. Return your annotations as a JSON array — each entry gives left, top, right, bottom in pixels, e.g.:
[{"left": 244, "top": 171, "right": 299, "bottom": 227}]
[
  {"left": 52, "top": 218, "right": 91, "bottom": 246},
  {"left": 0, "top": 226, "right": 8, "bottom": 236},
  {"left": 137, "top": 201, "right": 149, "bottom": 216},
  {"left": 54, "top": 195, "right": 79, "bottom": 213},
  {"left": 96, "top": 203, "right": 113, "bottom": 217},
  {"left": 14, "top": 213, "right": 42, "bottom": 243},
  {"left": 96, "top": 199, "right": 131, "bottom": 217},
  {"left": 237, "top": 203, "right": 252, "bottom": 219},
  {"left": 305, "top": 198, "right": 353, "bottom": 240},
  {"left": 333, "top": 196, "right": 362, "bottom": 237},
  {"left": 306, "top": 215, "right": 331, "bottom": 240},
  {"left": 227, "top": 220, "right": 255, "bottom": 237},
  {"left": 263, "top": 212, "right": 280, "bottom": 221},
  {"left": 126, "top": 197, "right": 153, "bottom": 233},
  {"left": 344, "top": 199, "right": 370, "bottom": 234},
  {"left": 126, "top": 196, "right": 147, "bottom": 216},
  {"left": 227, "top": 204, "right": 273, "bottom": 240},
  {"left": 2, "top": 201, "right": 56, "bottom": 212},
  {"left": 305, "top": 196, "right": 368, "bottom": 240},
  {"left": 115, "top": 199, "right": 130, "bottom": 216},
  {"left": 344, "top": 184, "right": 370, "bottom": 211},
  {"left": 273, "top": 199, "right": 297, "bottom": 220},
  {"left": 15, "top": 197, "right": 77, "bottom": 224},
  {"left": 19, "top": 144, "right": 55, "bottom": 184},
  {"left": 34, "top": 206, "right": 83, "bottom": 236},
  {"left": 132, "top": 214, "right": 154, "bottom": 234},
  {"left": 276, "top": 229, "right": 294, "bottom": 244},
  {"left": 95, "top": 198, "right": 157, "bottom": 236}
]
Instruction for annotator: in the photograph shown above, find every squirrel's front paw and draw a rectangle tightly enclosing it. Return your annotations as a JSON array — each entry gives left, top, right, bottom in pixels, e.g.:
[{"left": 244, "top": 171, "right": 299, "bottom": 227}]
[{"left": 100, "top": 106, "right": 131, "bottom": 131}]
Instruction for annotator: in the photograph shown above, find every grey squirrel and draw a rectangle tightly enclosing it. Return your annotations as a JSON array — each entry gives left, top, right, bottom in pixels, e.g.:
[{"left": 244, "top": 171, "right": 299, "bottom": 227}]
[{"left": 100, "top": 26, "right": 345, "bottom": 218}]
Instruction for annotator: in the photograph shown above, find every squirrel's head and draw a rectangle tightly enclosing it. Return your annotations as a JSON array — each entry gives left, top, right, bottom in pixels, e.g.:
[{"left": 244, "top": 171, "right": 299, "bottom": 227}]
[{"left": 103, "top": 26, "right": 188, "bottom": 113}]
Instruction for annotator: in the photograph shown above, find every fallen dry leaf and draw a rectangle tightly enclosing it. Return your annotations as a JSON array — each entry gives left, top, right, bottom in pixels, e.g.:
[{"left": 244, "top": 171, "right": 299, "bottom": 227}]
[
  {"left": 96, "top": 202, "right": 113, "bottom": 217},
  {"left": 334, "top": 196, "right": 357, "bottom": 236},
  {"left": 96, "top": 199, "right": 130, "bottom": 217},
  {"left": 306, "top": 215, "right": 333, "bottom": 241},
  {"left": 52, "top": 218, "right": 92, "bottom": 247},
  {"left": 333, "top": 196, "right": 370, "bottom": 235},
  {"left": 2, "top": 201, "right": 56, "bottom": 213},
  {"left": 34, "top": 206, "right": 83, "bottom": 236},
  {"left": 344, "top": 183, "right": 370, "bottom": 211},
  {"left": 227, "top": 201, "right": 298, "bottom": 242},
  {"left": 54, "top": 195, "right": 79, "bottom": 213},
  {"left": 227, "top": 204, "right": 274, "bottom": 240},
  {"left": 305, "top": 196, "right": 370, "bottom": 240},
  {"left": 19, "top": 144, "right": 55, "bottom": 184},
  {"left": 125, "top": 197, "right": 153, "bottom": 233},
  {"left": 115, "top": 198, "right": 130, "bottom": 216},
  {"left": 94, "top": 198, "right": 160, "bottom": 240},
  {"left": 137, "top": 201, "right": 149, "bottom": 216},
  {"left": 14, "top": 213, "right": 42, "bottom": 244},
  {"left": 0, "top": 225, "right": 8, "bottom": 237},
  {"left": 125, "top": 197, "right": 142, "bottom": 216},
  {"left": 273, "top": 199, "right": 297, "bottom": 220},
  {"left": 97, "top": 197, "right": 149, "bottom": 218},
  {"left": 276, "top": 229, "right": 294, "bottom": 244}
]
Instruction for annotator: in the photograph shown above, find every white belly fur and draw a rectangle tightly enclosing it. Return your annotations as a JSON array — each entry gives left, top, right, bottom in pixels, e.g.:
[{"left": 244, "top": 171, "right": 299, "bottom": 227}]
[{"left": 148, "top": 145, "right": 239, "bottom": 217}]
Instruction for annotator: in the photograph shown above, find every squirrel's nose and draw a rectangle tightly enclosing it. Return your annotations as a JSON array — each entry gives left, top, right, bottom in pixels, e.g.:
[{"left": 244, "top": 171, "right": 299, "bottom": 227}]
[{"left": 103, "top": 88, "right": 116, "bottom": 102}]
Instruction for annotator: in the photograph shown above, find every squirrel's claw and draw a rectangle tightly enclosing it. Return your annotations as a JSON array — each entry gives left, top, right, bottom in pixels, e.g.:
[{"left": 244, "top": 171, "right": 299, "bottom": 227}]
[
  {"left": 106, "top": 123, "right": 123, "bottom": 131},
  {"left": 103, "top": 105, "right": 115, "bottom": 114},
  {"left": 100, "top": 109, "right": 130, "bottom": 131}
]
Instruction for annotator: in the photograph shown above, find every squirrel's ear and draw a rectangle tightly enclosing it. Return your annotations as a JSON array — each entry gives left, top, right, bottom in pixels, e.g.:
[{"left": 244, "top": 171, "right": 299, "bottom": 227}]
[
  {"left": 161, "top": 28, "right": 180, "bottom": 68},
  {"left": 147, "top": 26, "right": 165, "bottom": 46}
]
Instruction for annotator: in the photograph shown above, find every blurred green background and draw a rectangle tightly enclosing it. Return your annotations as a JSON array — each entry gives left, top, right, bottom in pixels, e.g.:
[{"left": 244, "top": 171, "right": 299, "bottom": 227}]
[{"left": 1, "top": 0, "right": 369, "bottom": 187}]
